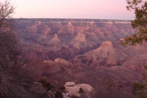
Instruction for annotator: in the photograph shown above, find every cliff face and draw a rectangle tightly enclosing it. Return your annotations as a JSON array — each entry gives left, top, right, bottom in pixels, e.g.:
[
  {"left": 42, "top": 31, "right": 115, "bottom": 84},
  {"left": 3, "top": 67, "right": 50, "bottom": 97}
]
[
  {"left": 74, "top": 41, "right": 128, "bottom": 67},
  {"left": 14, "top": 19, "right": 147, "bottom": 68},
  {"left": 14, "top": 19, "right": 136, "bottom": 59},
  {"left": 12, "top": 19, "right": 147, "bottom": 98},
  {"left": 14, "top": 19, "right": 135, "bottom": 46},
  {"left": 13, "top": 18, "right": 147, "bottom": 72}
]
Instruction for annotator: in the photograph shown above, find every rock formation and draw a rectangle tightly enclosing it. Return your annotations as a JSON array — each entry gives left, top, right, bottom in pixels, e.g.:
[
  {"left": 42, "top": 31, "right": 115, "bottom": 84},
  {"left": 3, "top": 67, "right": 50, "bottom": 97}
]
[
  {"left": 12, "top": 19, "right": 147, "bottom": 98},
  {"left": 64, "top": 82, "right": 94, "bottom": 98}
]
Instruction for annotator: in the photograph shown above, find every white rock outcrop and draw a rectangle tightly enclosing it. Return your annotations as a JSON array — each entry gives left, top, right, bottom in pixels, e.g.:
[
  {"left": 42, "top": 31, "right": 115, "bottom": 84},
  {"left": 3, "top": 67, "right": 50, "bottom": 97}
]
[{"left": 64, "top": 82, "right": 94, "bottom": 98}]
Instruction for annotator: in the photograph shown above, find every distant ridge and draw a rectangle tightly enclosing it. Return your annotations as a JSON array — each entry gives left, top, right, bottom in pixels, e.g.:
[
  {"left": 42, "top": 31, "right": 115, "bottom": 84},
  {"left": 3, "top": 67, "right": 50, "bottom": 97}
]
[{"left": 12, "top": 18, "right": 132, "bottom": 22}]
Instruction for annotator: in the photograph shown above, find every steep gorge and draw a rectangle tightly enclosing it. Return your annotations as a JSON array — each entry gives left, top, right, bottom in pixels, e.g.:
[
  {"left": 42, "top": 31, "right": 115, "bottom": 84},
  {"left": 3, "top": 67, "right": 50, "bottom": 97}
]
[{"left": 13, "top": 19, "right": 147, "bottom": 98}]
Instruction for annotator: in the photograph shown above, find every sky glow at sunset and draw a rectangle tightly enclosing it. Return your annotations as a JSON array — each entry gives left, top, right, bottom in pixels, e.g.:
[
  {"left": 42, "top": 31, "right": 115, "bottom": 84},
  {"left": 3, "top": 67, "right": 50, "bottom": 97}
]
[{"left": 12, "top": 0, "right": 134, "bottom": 20}]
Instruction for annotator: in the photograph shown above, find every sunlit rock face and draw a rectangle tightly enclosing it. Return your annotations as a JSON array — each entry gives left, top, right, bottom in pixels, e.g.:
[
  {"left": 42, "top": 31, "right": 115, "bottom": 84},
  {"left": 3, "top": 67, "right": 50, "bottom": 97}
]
[
  {"left": 49, "top": 33, "right": 61, "bottom": 45},
  {"left": 89, "top": 41, "right": 121, "bottom": 63}
]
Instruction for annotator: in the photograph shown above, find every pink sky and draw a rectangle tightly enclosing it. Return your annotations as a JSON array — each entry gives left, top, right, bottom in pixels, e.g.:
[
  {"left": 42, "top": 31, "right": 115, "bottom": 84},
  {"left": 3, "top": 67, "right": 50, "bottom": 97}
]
[{"left": 12, "top": 0, "right": 134, "bottom": 19}]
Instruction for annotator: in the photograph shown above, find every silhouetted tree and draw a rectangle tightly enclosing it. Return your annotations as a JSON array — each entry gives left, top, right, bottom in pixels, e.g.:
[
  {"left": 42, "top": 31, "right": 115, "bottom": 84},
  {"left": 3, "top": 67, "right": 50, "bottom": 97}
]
[
  {"left": 0, "top": 0, "right": 19, "bottom": 68},
  {"left": 132, "top": 66, "right": 147, "bottom": 98},
  {"left": 123, "top": 0, "right": 147, "bottom": 98},
  {"left": 0, "top": 1, "right": 51, "bottom": 98},
  {"left": 38, "top": 78, "right": 54, "bottom": 91},
  {"left": 122, "top": 0, "right": 147, "bottom": 45}
]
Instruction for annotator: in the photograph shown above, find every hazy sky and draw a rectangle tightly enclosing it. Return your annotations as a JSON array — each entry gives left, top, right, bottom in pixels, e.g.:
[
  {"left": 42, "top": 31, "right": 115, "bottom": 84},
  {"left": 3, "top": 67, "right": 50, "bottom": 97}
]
[{"left": 11, "top": 0, "right": 134, "bottom": 19}]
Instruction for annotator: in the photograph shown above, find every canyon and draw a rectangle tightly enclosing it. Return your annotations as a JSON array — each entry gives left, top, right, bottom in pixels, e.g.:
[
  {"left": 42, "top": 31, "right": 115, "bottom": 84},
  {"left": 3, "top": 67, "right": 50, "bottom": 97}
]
[{"left": 13, "top": 19, "right": 147, "bottom": 98}]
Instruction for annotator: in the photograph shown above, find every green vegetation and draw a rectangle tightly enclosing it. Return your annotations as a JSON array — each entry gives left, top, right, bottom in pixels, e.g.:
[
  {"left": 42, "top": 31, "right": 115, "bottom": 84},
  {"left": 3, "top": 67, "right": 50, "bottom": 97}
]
[
  {"left": 132, "top": 66, "right": 147, "bottom": 98},
  {"left": 124, "top": 0, "right": 147, "bottom": 98},
  {"left": 123, "top": 0, "right": 147, "bottom": 45}
]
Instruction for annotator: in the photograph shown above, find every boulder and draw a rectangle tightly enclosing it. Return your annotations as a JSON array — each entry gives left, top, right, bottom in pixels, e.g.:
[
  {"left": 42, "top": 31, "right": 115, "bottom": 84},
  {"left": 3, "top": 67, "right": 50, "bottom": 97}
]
[{"left": 64, "top": 82, "right": 94, "bottom": 98}]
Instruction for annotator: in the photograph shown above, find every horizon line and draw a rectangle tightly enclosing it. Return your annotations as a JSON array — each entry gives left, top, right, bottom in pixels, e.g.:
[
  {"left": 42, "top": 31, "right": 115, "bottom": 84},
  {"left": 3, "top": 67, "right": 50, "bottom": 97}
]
[{"left": 10, "top": 17, "right": 133, "bottom": 21}]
